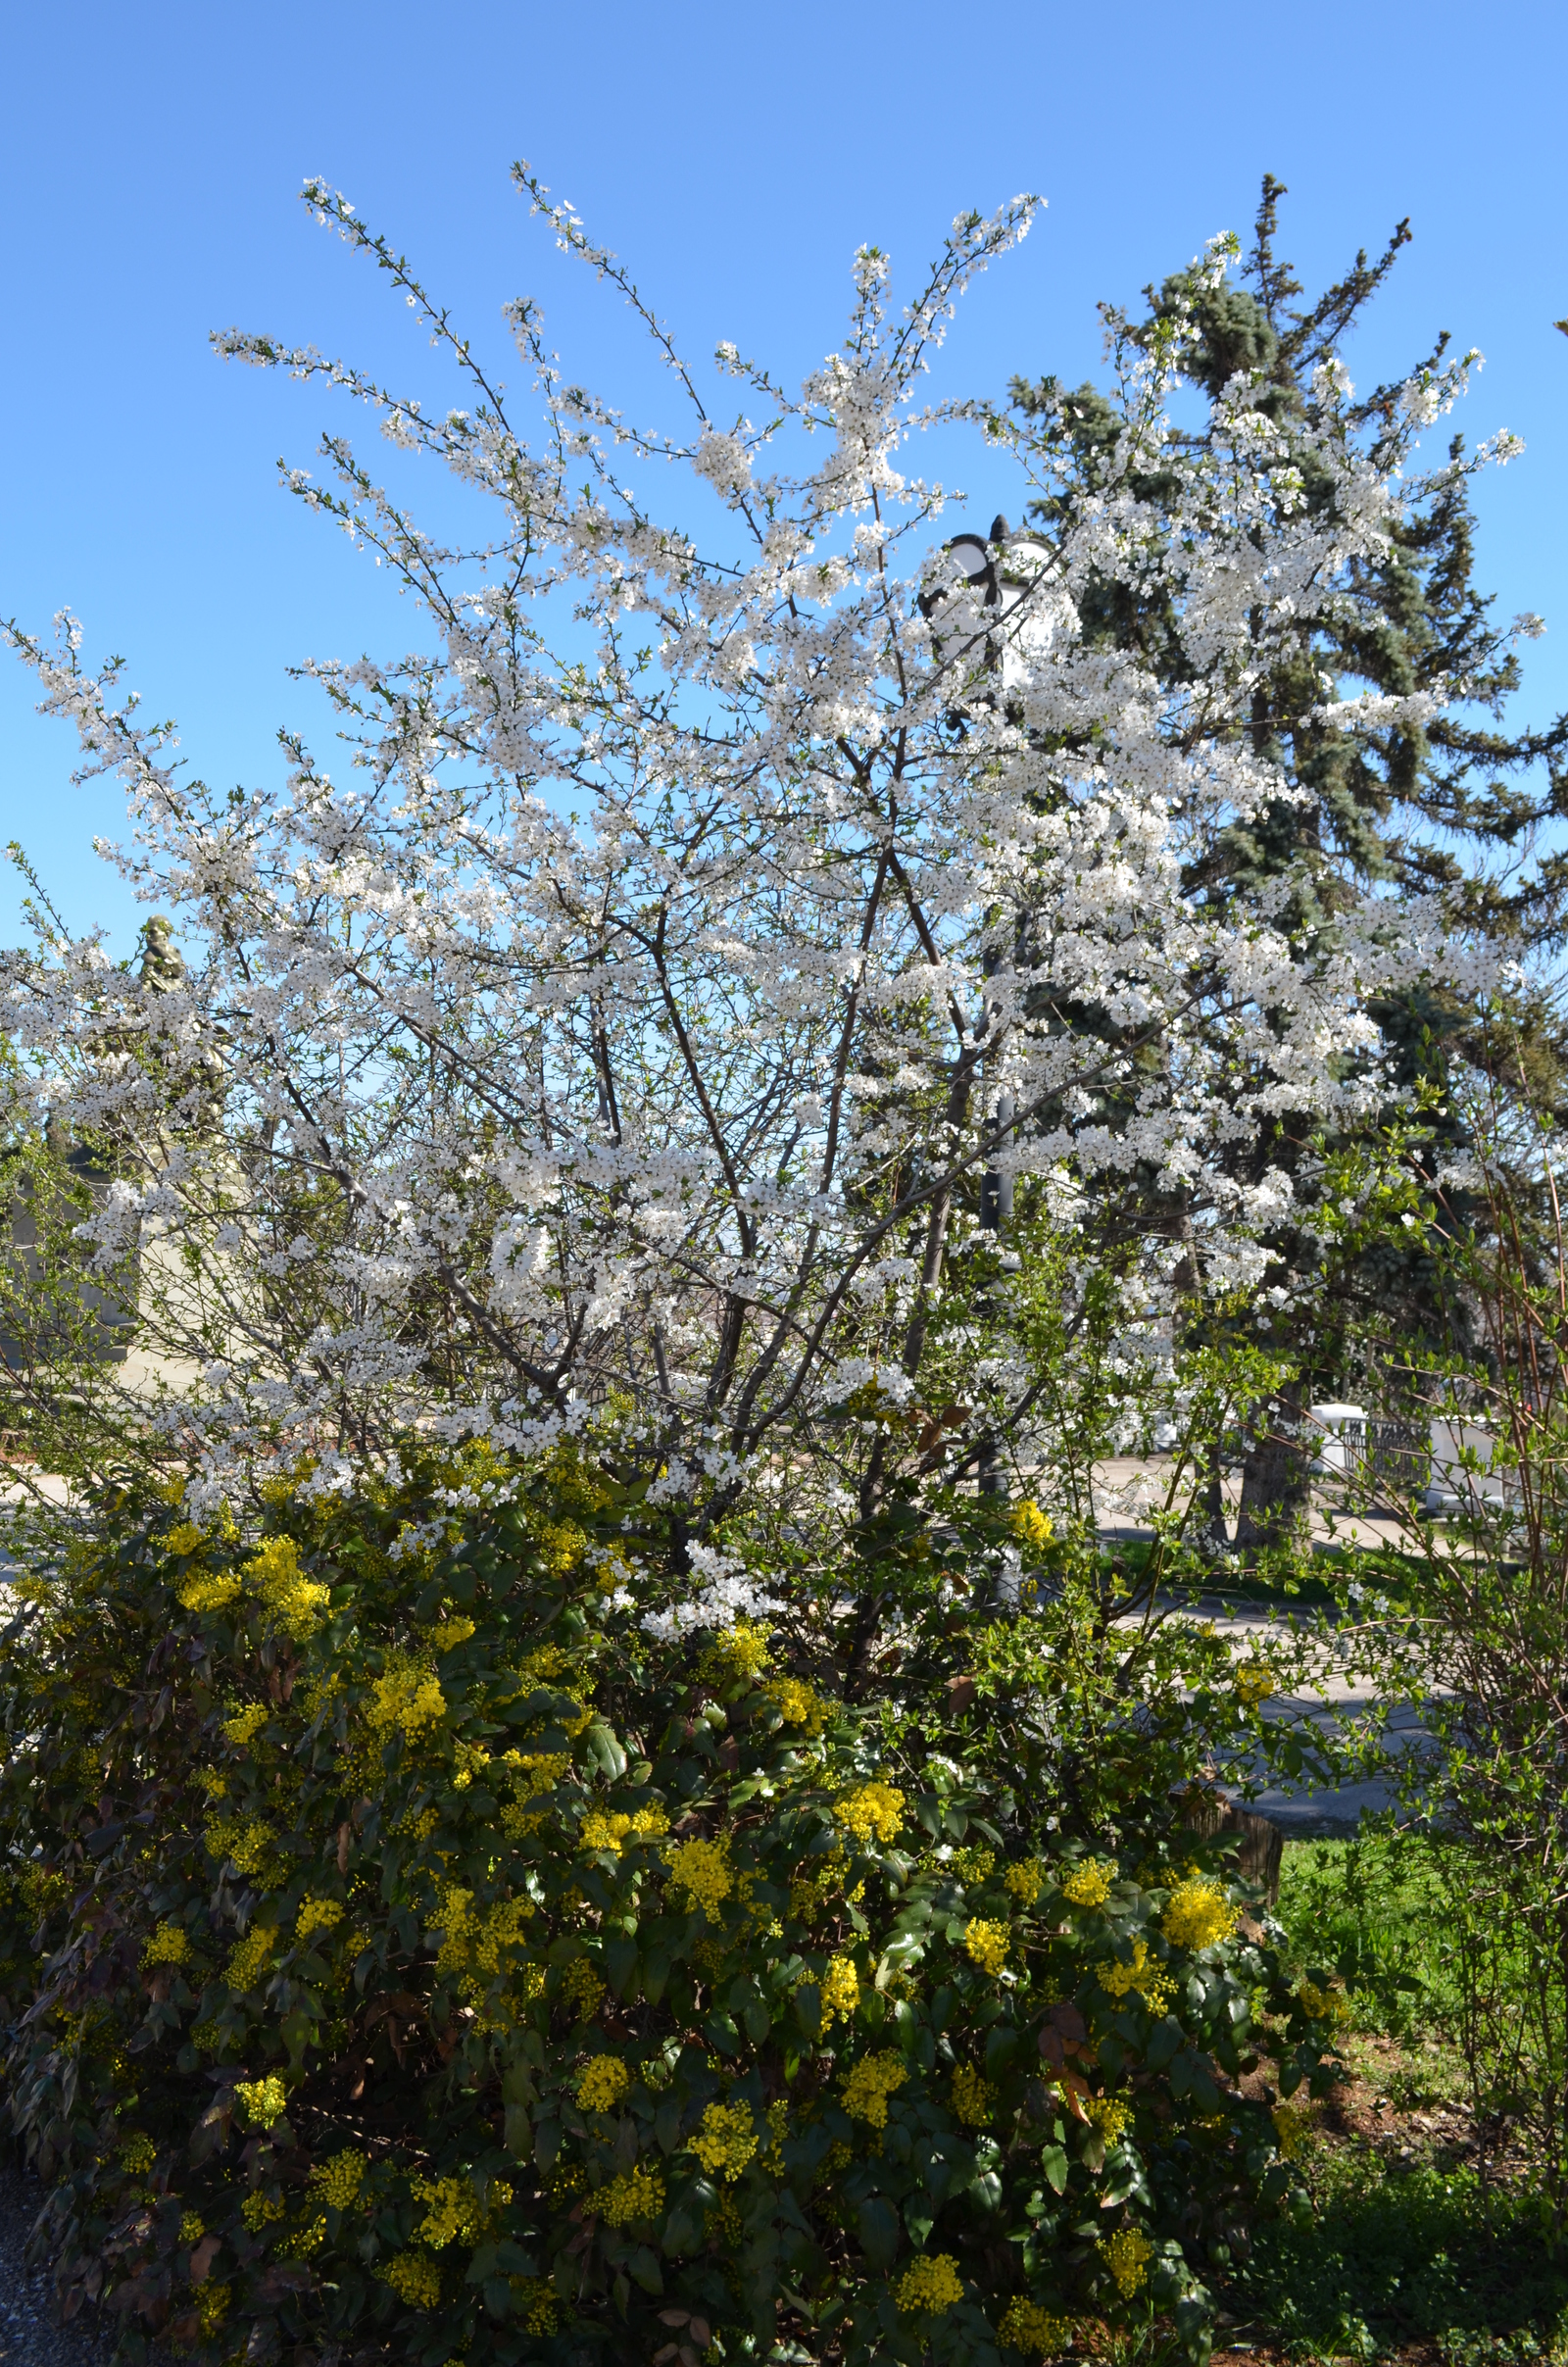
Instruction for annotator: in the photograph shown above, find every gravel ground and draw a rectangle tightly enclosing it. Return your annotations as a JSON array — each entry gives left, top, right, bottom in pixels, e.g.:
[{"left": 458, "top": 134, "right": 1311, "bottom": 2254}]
[{"left": 0, "top": 2166, "right": 114, "bottom": 2367}]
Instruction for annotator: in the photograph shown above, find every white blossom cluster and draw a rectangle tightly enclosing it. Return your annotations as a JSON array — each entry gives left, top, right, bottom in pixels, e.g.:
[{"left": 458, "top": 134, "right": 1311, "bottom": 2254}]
[{"left": 0, "top": 175, "right": 1506, "bottom": 1518}]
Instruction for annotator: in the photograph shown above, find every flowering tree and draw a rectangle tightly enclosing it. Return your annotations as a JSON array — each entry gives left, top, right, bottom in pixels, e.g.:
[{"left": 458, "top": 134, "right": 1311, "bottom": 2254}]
[
  {"left": 1012, "top": 175, "right": 1559, "bottom": 1539},
  {"left": 0, "top": 168, "right": 1484, "bottom": 1578}
]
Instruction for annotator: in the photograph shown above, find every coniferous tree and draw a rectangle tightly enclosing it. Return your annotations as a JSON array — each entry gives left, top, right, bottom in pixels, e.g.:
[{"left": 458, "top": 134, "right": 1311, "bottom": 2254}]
[{"left": 1009, "top": 179, "right": 1568, "bottom": 1541}]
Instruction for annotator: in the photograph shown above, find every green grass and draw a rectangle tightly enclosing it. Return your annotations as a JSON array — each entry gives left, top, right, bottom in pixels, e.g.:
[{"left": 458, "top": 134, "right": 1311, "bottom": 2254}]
[
  {"left": 1276, "top": 1834, "right": 1465, "bottom": 2047},
  {"left": 1249, "top": 1837, "right": 1568, "bottom": 2356},
  {"left": 1238, "top": 2150, "right": 1568, "bottom": 2358}
]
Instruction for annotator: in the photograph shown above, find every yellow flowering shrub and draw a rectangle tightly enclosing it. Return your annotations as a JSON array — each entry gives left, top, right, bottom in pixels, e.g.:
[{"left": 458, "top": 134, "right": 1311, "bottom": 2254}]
[
  {"left": 141, "top": 1919, "right": 190, "bottom": 1967},
  {"left": 241, "top": 1536, "right": 331, "bottom": 1640},
  {"left": 380, "top": 2251, "right": 442, "bottom": 2308},
  {"left": 367, "top": 1660, "right": 447, "bottom": 1740},
  {"left": 1085, "top": 2095, "right": 1134, "bottom": 2145},
  {"left": 1096, "top": 1935, "right": 1176, "bottom": 2013},
  {"left": 835, "top": 1781, "right": 906, "bottom": 1845},
  {"left": 309, "top": 2148, "right": 367, "bottom": 2208},
  {"left": 223, "top": 1925, "right": 277, "bottom": 1991},
  {"left": 295, "top": 1896, "right": 343, "bottom": 1942},
  {"left": 1004, "top": 1859, "right": 1045, "bottom": 1906},
  {"left": 690, "top": 2099, "right": 759, "bottom": 2180},
  {"left": 220, "top": 1703, "right": 269, "bottom": 1747},
  {"left": 951, "top": 2064, "right": 994, "bottom": 2126},
  {"left": 1009, "top": 1501, "right": 1054, "bottom": 1553},
  {"left": 662, "top": 1834, "right": 733, "bottom": 1916},
  {"left": 1161, "top": 1874, "right": 1240, "bottom": 1952},
  {"left": 1098, "top": 2226, "right": 1153, "bottom": 2296},
  {"left": 704, "top": 1619, "right": 771, "bottom": 1681},
  {"left": 574, "top": 2054, "right": 630, "bottom": 2112},
  {"left": 234, "top": 2075, "right": 287, "bottom": 2129},
  {"left": 1059, "top": 1860, "right": 1113, "bottom": 1907},
  {"left": 896, "top": 2253, "right": 966, "bottom": 2313},
  {"left": 764, "top": 1674, "right": 830, "bottom": 1734},
  {"left": 999, "top": 2298, "right": 1073, "bottom": 2355},
  {"left": 819, "top": 1951, "right": 860, "bottom": 2025},
  {"left": 963, "top": 1916, "right": 1009, "bottom": 1974},
  {"left": 840, "top": 2050, "right": 909, "bottom": 2129},
  {"left": 598, "top": 2165, "right": 665, "bottom": 2226},
  {"left": 178, "top": 1571, "right": 242, "bottom": 1615},
  {"left": 0, "top": 1449, "right": 1334, "bottom": 2367},
  {"left": 1297, "top": 1976, "right": 1351, "bottom": 2025}
]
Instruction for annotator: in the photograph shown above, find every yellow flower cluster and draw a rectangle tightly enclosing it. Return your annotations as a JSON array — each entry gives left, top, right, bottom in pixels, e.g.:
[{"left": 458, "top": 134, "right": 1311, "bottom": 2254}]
[
  {"left": 999, "top": 2299, "right": 1072, "bottom": 2355},
  {"left": 503, "top": 1749, "right": 570, "bottom": 1800},
  {"left": 197, "top": 2284, "right": 231, "bottom": 2336},
  {"left": 1010, "top": 1501, "right": 1054, "bottom": 1553},
  {"left": 1098, "top": 2226, "right": 1153, "bottom": 2295},
  {"left": 205, "top": 1818, "right": 277, "bottom": 1877},
  {"left": 119, "top": 2133, "right": 157, "bottom": 2175},
  {"left": 1004, "top": 1861, "right": 1045, "bottom": 1907},
  {"left": 559, "top": 1958, "right": 604, "bottom": 2021},
  {"left": 1297, "top": 1977, "right": 1350, "bottom": 2025},
  {"left": 241, "top": 2192, "right": 285, "bottom": 2230},
  {"left": 243, "top": 1537, "right": 330, "bottom": 1640},
  {"left": 764, "top": 1675, "right": 828, "bottom": 1735},
  {"left": 220, "top": 1703, "right": 269, "bottom": 1747},
  {"left": 413, "top": 2173, "right": 509, "bottom": 2247},
  {"left": 430, "top": 1616, "right": 476, "bottom": 1651},
  {"left": 575, "top": 2055, "right": 630, "bottom": 2113},
  {"left": 663, "top": 1836, "right": 734, "bottom": 1917},
  {"left": 166, "top": 1523, "right": 205, "bottom": 1557},
  {"left": 1272, "top": 2101, "right": 1311, "bottom": 2159},
  {"left": 179, "top": 1572, "right": 243, "bottom": 1615},
  {"left": 429, "top": 1886, "right": 534, "bottom": 1981},
  {"left": 964, "top": 1918, "right": 1009, "bottom": 1975},
  {"left": 789, "top": 1848, "right": 858, "bottom": 1923},
  {"left": 1234, "top": 1663, "right": 1276, "bottom": 1707},
  {"left": 1161, "top": 1875, "right": 1239, "bottom": 1953},
  {"left": 1095, "top": 1936, "right": 1175, "bottom": 2013},
  {"left": 224, "top": 1925, "right": 278, "bottom": 1991},
  {"left": 835, "top": 1782, "right": 906, "bottom": 1846},
  {"left": 381, "top": 2252, "right": 442, "bottom": 2308},
  {"left": 691, "top": 2100, "right": 759, "bottom": 2181},
  {"left": 235, "top": 2076, "right": 288, "bottom": 2130},
  {"left": 296, "top": 1897, "right": 344, "bottom": 1942},
  {"left": 707, "top": 1619, "right": 771, "bottom": 1681},
  {"left": 840, "top": 2051, "right": 909, "bottom": 2129},
  {"left": 597, "top": 2165, "right": 665, "bottom": 2226},
  {"left": 141, "top": 1920, "right": 190, "bottom": 1967},
  {"left": 1086, "top": 2095, "right": 1134, "bottom": 2145},
  {"left": 309, "top": 2149, "right": 367, "bottom": 2209},
  {"left": 368, "top": 1661, "right": 447, "bottom": 1740},
  {"left": 580, "top": 1803, "right": 670, "bottom": 1856},
  {"left": 504, "top": 1751, "right": 569, "bottom": 1799},
  {"left": 819, "top": 1953, "right": 860, "bottom": 2026},
  {"left": 1059, "top": 1861, "right": 1113, "bottom": 1908},
  {"left": 952, "top": 2065, "right": 995, "bottom": 2127},
  {"left": 533, "top": 1518, "right": 588, "bottom": 1577},
  {"left": 896, "top": 2253, "right": 965, "bottom": 2314},
  {"left": 512, "top": 2277, "right": 559, "bottom": 2334}
]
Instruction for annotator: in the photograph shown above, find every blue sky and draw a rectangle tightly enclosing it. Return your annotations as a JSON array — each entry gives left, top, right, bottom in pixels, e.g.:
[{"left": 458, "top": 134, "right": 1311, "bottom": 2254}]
[{"left": 3, "top": 0, "right": 1565, "bottom": 953}]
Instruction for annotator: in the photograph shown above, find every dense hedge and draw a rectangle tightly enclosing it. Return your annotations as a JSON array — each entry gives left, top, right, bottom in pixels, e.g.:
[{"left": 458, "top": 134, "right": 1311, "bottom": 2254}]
[{"left": 0, "top": 1448, "right": 1339, "bottom": 2365}]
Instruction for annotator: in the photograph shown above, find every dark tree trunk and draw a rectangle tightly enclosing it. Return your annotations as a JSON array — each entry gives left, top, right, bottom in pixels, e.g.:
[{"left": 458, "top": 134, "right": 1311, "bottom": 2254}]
[{"left": 1235, "top": 1378, "right": 1309, "bottom": 1549}]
